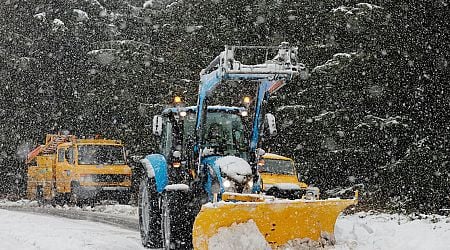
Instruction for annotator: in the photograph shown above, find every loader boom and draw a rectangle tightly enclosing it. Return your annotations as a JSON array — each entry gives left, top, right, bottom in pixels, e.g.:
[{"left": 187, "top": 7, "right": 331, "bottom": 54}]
[{"left": 195, "top": 43, "right": 302, "bottom": 163}]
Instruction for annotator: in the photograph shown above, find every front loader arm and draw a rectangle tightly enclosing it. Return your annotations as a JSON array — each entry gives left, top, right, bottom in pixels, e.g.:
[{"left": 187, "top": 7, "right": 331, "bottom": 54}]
[{"left": 194, "top": 43, "right": 302, "bottom": 159}]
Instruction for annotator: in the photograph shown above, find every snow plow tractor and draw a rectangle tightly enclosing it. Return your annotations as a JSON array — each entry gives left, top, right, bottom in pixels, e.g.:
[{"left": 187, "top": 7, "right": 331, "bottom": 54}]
[{"left": 138, "top": 43, "right": 358, "bottom": 249}]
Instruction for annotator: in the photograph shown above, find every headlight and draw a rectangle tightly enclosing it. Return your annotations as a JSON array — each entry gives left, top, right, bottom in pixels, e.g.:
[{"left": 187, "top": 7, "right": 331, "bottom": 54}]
[
  {"left": 247, "top": 180, "right": 253, "bottom": 188},
  {"left": 222, "top": 178, "right": 237, "bottom": 192},
  {"left": 223, "top": 179, "right": 231, "bottom": 188},
  {"left": 80, "top": 175, "right": 94, "bottom": 183}
]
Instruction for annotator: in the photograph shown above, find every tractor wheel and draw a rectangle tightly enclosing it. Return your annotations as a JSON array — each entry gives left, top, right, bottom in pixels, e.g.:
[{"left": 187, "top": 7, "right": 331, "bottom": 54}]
[
  {"left": 161, "top": 193, "right": 171, "bottom": 249},
  {"left": 139, "top": 177, "right": 162, "bottom": 248}
]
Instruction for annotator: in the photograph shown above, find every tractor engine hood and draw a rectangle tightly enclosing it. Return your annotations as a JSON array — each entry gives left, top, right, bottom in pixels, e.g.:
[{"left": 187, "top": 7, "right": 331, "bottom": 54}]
[{"left": 202, "top": 155, "right": 252, "bottom": 184}]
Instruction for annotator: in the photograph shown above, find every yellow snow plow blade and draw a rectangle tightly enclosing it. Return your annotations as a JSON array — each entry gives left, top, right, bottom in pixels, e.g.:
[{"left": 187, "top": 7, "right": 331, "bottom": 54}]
[{"left": 192, "top": 192, "right": 358, "bottom": 249}]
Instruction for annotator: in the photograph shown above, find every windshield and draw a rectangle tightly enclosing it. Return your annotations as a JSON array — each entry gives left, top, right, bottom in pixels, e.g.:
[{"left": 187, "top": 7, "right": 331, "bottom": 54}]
[
  {"left": 77, "top": 145, "right": 125, "bottom": 165},
  {"left": 183, "top": 111, "right": 247, "bottom": 157},
  {"left": 260, "top": 159, "right": 294, "bottom": 175}
]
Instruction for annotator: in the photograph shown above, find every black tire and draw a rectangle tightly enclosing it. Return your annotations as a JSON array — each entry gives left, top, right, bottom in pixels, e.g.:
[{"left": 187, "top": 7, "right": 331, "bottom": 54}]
[
  {"left": 36, "top": 186, "right": 44, "bottom": 206},
  {"left": 161, "top": 193, "right": 171, "bottom": 249},
  {"left": 160, "top": 189, "right": 197, "bottom": 249},
  {"left": 69, "top": 182, "right": 83, "bottom": 207},
  {"left": 139, "top": 177, "right": 163, "bottom": 248},
  {"left": 266, "top": 187, "right": 280, "bottom": 197},
  {"left": 118, "top": 191, "right": 131, "bottom": 205}
]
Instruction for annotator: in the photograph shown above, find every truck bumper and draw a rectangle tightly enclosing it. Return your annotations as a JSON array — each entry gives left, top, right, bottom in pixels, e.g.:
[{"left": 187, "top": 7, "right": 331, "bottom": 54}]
[{"left": 74, "top": 186, "right": 130, "bottom": 199}]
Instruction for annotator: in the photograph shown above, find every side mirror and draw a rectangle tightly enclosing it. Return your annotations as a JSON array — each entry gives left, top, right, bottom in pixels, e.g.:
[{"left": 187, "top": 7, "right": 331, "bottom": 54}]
[
  {"left": 152, "top": 115, "right": 163, "bottom": 136},
  {"left": 265, "top": 113, "right": 277, "bottom": 135}
]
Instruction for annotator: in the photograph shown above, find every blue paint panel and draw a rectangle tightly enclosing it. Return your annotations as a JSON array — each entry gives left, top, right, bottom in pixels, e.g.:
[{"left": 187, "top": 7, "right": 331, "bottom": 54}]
[
  {"left": 201, "top": 156, "right": 224, "bottom": 201},
  {"left": 250, "top": 80, "right": 269, "bottom": 152},
  {"left": 252, "top": 175, "right": 262, "bottom": 193},
  {"left": 196, "top": 71, "right": 223, "bottom": 130},
  {"left": 146, "top": 154, "right": 168, "bottom": 193}
]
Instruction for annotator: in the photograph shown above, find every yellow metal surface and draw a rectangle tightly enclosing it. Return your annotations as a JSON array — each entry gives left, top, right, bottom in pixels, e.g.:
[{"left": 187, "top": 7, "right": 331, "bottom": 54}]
[
  {"left": 262, "top": 153, "right": 293, "bottom": 161},
  {"left": 261, "top": 173, "right": 308, "bottom": 189},
  {"left": 26, "top": 134, "right": 131, "bottom": 201},
  {"left": 259, "top": 153, "right": 308, "bottom": 190},
  {"left": 222, "top": 192, "right": 266, "bottom": 202},
  {"left": 192, "top": 197, "right": 357, "bottom": 249},
  {"left": 27, "top": 155, "right": 55, "bottom": 200}
]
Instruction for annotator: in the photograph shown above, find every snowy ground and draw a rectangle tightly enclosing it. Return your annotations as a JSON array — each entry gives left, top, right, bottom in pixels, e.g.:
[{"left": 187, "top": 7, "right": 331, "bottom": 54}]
[
  {"left": 0, "top": 209, "right": 145, "bottom": 250},
  {"left": 334, "top": 212, "right": 450, "bottom": 250},
  {"left": 1, "top": 199, "right": 450, "bottom": 249}
]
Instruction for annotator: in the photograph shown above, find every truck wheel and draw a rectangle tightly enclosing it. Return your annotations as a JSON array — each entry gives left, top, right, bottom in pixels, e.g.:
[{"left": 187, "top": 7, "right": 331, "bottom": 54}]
[
  {"left": 69, "top": 182, "right": 83, "bottom": 207},
  {"left": 118, "top": 192, "right": 131, "bottom": 205},
  {"left": 139, "top": 177, "right": 162, "bottom": 248},
  {"left": 266, "top": 187, "right": 283, "bottom": 198},
  {"left": 36, "top": 186, "right": 44, "bottom": 206}
]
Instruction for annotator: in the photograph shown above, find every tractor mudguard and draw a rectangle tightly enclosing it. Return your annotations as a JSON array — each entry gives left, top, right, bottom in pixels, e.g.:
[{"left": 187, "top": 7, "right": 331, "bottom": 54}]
[{"left": 141, "top": 154, "right": 168, "bottom": 193}]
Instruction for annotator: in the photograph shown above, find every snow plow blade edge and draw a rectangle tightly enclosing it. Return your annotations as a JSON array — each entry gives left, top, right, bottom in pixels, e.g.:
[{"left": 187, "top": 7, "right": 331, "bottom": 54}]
[{"left": 192, "top": 196, "right": 357, "bottom": 249}]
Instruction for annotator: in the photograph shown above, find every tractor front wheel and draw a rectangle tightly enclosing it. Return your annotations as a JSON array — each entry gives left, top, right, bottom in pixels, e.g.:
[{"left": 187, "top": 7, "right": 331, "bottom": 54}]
[{"left": 138, "top": 177, "right": 162, "bottom": 248}]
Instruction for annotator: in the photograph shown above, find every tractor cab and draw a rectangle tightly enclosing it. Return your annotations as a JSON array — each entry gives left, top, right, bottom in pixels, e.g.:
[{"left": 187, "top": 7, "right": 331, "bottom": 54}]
[{"left": 155, "top": 105, "right": 249, "bottom": 160}]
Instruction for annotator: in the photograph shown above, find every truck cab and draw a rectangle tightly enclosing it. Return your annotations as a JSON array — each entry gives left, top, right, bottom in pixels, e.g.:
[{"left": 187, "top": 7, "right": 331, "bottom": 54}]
[
  {"left": 259, "top": 153, "right": 319, "bottom": 199},
  {"left": 27, "top": 134, "right": 132, "bottom": 204}
]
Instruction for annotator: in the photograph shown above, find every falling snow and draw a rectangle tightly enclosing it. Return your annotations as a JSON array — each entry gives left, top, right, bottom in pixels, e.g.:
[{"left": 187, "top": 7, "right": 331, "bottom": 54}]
[{"left": 1, "top": 0, "right": 449, "bottom": 249}]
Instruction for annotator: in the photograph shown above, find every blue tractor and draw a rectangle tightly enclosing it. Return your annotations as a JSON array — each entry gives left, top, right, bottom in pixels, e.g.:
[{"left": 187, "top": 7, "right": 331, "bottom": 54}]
[{"left": 137, "top": 43, "right": 356, "bottom": 249}]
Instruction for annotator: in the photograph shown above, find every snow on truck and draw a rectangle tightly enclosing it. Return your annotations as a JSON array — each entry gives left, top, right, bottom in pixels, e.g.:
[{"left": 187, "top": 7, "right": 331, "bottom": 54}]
[
  {"left": 138, "top": 43, "right": 357, "bottom": 249},
  {"left": 26, "top": 133, "right": 131, "bottom": 205}
]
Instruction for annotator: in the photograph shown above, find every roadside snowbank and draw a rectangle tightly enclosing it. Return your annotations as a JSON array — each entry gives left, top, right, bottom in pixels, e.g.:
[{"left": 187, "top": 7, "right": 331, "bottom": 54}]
[{"left": 334, "top": 212, "right": 450, "bottom": 250}]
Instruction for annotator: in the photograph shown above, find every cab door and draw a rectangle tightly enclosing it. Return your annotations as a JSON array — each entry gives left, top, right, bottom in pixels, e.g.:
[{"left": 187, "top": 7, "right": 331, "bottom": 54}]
[{"left": 55, "top": 146, "right": 75, "bottom": 193}]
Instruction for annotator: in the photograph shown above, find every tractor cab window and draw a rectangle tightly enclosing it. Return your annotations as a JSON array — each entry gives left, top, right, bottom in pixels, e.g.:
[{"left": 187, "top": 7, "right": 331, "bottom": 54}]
[
  {"left": 160, "top": 118, "right": 173, "bottom": 158},
  {"left": 260, "top": 159, "right": 294, "bottom": 175},
  {"left": 203, "top": 112, "right": 247, "bottom": 158},
  {"left": 77, "top": 145, "right": 125, "bottom": 165}
]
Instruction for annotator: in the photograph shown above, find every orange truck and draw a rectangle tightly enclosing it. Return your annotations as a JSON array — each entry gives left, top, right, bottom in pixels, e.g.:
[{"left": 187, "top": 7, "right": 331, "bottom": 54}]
[
  {"left": 26, "top": 134, "right": 132, "bottom": 205},
  {"left": 259, "top": 153, "right": 319, "bottom": 199}
]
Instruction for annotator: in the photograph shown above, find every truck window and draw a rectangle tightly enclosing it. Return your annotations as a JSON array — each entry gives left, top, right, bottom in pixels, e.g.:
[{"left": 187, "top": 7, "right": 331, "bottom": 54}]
[
  {"left": 78, "top": 145, "right": 125, "bottom": 165},
  {"left": 58, "top": 149, "right": 65, "bottom": 162},
  {"left": 261, "top": 159, "right": 294, "bottom": 175},
  {"left": 66, "top": 147, "right": 74, "bottom": 164}
]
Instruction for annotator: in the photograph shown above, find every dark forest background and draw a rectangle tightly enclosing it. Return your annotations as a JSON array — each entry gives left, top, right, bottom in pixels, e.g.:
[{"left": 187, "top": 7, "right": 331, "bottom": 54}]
[{"left": 0, "top": 0, "right": 449, "bottom": 213}]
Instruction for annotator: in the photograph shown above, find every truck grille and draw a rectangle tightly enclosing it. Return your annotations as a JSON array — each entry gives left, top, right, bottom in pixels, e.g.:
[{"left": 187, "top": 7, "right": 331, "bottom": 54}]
[{"left": 94, "top": 174, "right": 126, "bottom": 183}]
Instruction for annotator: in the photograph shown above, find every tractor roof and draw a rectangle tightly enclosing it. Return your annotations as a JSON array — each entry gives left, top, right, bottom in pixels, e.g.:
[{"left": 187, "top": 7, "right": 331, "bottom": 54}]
[{"left": 162, "top": 105, "right": 246, "bottom": 115}]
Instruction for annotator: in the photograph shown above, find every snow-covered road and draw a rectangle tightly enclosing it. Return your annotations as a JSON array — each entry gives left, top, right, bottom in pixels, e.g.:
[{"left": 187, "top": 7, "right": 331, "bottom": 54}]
[
  {"left": 1, "top": 200, "right": 449, "bottom": 250},
  {"left": 0, "top": 209, "right": 145, "bottom": 250}
]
